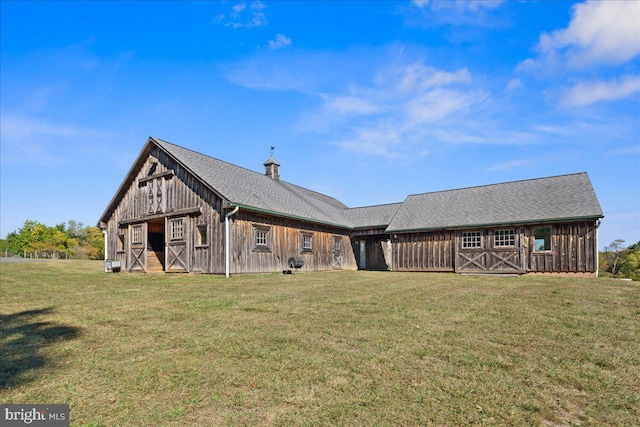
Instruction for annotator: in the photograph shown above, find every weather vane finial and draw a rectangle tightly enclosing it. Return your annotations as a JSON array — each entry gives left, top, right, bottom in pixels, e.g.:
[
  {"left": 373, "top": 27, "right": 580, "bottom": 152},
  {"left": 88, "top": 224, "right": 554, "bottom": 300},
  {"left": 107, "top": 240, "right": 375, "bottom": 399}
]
[{"left": 270, "top": 146, "right": 276, "bottom": 156}]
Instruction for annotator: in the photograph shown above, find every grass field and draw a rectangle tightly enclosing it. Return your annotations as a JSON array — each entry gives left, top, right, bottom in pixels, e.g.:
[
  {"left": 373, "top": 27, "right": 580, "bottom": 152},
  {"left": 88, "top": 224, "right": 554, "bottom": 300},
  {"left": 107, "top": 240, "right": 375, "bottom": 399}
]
[{"left": 1, "top": 260, "right": 638, "bottom": 426}]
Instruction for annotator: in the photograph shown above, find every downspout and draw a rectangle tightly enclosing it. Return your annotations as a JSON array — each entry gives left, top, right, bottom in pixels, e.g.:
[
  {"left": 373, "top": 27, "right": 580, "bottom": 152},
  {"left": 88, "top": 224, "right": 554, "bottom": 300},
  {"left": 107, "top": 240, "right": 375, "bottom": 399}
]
[
  {"left": 102, "top": 229, "right": 108, "bottom": 272},
  {"left": 225, "top": 206, "right": 240, "bottom": 278},
  {"left": 595, "top": 219, "right": 601, "bottom": 278}
]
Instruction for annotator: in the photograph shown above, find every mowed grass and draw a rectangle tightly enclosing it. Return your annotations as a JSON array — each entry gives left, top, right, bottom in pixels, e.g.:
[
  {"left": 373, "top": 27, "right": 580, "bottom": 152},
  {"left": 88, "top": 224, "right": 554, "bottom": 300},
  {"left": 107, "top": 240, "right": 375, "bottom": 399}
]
[{"left": 1, "top": 260, "right": 638, "bottom": 426}]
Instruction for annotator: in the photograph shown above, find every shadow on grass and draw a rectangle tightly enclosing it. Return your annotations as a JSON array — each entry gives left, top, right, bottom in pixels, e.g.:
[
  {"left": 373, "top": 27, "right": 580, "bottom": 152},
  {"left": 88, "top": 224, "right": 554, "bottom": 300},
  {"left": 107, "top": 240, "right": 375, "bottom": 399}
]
[{"left": 0, "top": 308, "right": 81, "bottom": 389}]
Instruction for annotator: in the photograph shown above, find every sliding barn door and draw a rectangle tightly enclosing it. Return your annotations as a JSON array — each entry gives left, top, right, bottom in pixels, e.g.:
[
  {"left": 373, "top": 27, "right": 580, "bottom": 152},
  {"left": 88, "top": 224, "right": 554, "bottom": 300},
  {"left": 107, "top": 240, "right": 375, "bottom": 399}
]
[
  {"left": 455, "top": 228, "right": 524, "bottom": 274},
  {"left": 128, "top": 223, "right": 147, "bottom": 272}
]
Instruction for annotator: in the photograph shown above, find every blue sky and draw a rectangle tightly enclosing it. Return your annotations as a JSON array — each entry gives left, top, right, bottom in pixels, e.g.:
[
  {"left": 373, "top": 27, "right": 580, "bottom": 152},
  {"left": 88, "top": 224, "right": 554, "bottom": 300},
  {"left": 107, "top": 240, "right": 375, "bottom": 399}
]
[{"left": 1, "top": 0, "right": 639, "bottom": 248}]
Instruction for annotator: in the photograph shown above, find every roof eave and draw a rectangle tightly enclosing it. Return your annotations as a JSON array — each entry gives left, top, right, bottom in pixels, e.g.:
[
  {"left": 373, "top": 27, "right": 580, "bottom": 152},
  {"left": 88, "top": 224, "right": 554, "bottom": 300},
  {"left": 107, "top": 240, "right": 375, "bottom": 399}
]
[{"left": 229, "top": 203, "right": 353, "bottom": 230}]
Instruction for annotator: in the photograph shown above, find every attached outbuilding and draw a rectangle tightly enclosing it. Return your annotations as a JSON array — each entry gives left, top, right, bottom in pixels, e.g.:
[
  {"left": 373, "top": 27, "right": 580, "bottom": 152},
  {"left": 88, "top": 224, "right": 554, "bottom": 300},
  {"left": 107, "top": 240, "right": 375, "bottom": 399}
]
[{"left": 99, "top": 137, "right": 604, "bottom": 276}]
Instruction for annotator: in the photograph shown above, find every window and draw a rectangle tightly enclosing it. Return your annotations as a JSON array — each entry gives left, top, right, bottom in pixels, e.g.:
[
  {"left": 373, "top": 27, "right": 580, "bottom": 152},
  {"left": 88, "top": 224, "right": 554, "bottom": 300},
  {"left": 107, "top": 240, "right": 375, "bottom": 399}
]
[
  {"left": 461, "top": 231, "right": 482, "bottom": 248},
  {"left": 170, "top": 219, "right": 184, "bottom": 240},
  {"left": 117, "top": 233, "right": 126, "bottom": 252},
  {"left": 196, "top": 224, "right": 208, "bottom": 246},
  {"left": 252, "top": 225, "right": 271, "bottom": 252},
  {"left": 494, "top": 229, "right": 515, "bottom": 247},
  {"left": 333, "top": 236, "right": 342, "bottom": 252},
  {"left": 132, "top": 225, "right": 143, "bottom": 245},
  {"left": 534, "top": 227, "right": 551, "bottom": 251},
  {"left": 256, "top": 230, "right": 268, "bottom": 246},
  {"left": 301, "top": 232, "right": 313, "bottom": 253}
]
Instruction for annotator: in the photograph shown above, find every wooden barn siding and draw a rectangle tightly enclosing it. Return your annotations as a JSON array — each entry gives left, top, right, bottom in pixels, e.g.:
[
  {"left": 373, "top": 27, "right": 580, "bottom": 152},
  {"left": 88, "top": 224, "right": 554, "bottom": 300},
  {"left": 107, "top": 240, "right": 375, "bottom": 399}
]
[
  {"left": 230, "top": 211, "right": 357, "bottom": 274},
  {"left": 526, "top": 221, "right": 597, "bottom": 273},
  {"left": 105, "top": 147, "right": 225, "bottom": 273},
  {"left": 392, "top": 231, "right": 455, "bottom": 272}
]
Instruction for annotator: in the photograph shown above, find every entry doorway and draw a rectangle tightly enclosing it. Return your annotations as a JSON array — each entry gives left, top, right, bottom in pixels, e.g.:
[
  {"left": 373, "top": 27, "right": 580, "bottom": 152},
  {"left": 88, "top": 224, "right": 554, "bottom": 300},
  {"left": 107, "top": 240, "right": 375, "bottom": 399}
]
[
  {"left": 147, "top": 218, "right": 165, "bottom": 272},
  {"left": 359, "top": 241, "right": 366, "bottom": 269}
]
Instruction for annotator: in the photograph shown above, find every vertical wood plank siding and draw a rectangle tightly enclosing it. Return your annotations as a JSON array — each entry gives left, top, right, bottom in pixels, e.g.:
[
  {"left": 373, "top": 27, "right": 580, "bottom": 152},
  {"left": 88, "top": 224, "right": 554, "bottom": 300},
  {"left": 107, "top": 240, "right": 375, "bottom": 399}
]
[
  {"left": 527, "top": 221, "right": 598, "bottom": 273},
  {"left": 392, "top": 231, "right": 455, "bottom": 272},
  {"left": 230, "top": 211, "right": 357, "bottom": 274},
  {"left": 391, "top": 221, "right": 597, "bottom": 273},
  {"left": 105, "top": 147, "right": 226, "bottom": 273}
]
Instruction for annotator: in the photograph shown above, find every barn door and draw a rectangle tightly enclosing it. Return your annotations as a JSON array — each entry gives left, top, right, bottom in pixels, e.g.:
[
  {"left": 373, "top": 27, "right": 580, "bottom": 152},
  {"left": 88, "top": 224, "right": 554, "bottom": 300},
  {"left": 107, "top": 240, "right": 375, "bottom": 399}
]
[
  {"left": 128, "top": 223, "right": 147, "bottom": 272},
  {"left": 166, "top": 217, "right": 189, "bottom": 272},
  {"left": 332, "top": 236, "right": 343, "bottom": 270},
  {"left": 455, "top": 229, "right": 524, "bottom": 274}
]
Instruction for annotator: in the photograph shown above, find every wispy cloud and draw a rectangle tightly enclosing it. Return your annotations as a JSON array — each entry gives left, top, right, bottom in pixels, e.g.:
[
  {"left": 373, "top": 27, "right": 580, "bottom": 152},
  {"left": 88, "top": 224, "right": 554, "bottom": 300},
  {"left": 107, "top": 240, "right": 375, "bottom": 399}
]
[
  {"left": 0, "top": 114, "right": 116, "bottom": 165},
  {"left": 213, "top": 1, "right": 267, "bottom": 29},
  {"left": 268, "top": 34, "right": 292, "bottom": 50},
  {"left": 561, "top": 75, "right": 640, "bottom": 107},
  {"left": 412, "top": 0, "right": 504, "bottom": 11}
]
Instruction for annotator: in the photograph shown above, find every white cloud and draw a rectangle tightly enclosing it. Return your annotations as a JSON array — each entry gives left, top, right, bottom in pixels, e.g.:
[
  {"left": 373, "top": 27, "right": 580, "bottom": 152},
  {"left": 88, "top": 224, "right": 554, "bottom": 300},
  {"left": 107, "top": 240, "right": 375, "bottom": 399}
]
[
  {"left": 398, "top": 64, "right": 471, "bottom": 90},
  {"left": 524, "top": 1, "right": 640, "bottom": 70},
  {"left": 268, "top": 34, "right": 292, "bottom": 50},
  {"left": 214, "top": 1, "right": 268, "bottom": 29},
  {"left": 561, "top": 75, "right": 640, "bottom": 107}
]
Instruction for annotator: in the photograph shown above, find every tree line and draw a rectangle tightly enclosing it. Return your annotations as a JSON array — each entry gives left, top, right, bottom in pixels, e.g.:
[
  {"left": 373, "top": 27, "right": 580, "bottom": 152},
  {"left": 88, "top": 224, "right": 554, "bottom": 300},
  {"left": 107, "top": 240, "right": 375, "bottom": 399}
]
[
  {"left": 0, "top": 220, "right": 104, "bottom": 260},
  {"left": 1, "top": 220, "right": 638, "bottom": 279},
  {"left": 599, "top": 239, "right": 640, "bottom": 281}
]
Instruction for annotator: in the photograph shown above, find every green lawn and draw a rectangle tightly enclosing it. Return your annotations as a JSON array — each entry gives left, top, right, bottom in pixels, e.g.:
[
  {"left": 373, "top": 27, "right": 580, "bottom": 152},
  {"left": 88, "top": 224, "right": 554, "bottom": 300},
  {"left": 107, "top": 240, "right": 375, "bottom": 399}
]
[{"left": 1, "top": 260, "right": 638, "bottom": 426}]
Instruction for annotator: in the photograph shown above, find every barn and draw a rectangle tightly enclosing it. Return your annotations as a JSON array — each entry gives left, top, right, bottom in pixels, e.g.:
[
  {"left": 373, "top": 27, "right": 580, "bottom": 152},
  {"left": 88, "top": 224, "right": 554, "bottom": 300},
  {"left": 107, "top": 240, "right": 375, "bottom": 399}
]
[{"left": 99, "top": 137, "right": 604, "bottom": 276}]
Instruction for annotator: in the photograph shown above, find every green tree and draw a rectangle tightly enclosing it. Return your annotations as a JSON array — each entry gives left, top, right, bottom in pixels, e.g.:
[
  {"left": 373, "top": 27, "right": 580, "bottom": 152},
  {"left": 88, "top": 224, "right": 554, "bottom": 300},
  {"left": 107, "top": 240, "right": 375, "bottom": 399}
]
[{"left": 602, "top": 239, "right": 626, "bottom": 277}]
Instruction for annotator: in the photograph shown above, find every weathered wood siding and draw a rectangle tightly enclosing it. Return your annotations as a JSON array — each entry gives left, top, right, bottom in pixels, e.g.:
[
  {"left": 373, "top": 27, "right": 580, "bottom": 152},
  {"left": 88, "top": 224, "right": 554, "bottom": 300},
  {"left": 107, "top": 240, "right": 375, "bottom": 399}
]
[
  {"left": 526, "top": 221, "right": 598, "bottom": 273},
  {"left": 392, "top": 231, "right": 455, "bottom": 272},
  {"left": 389, "top": 221, "right": 598, "bottom": 274},
  {"left": 229, "top": 211, "right": 357, "bottom": 274},
  {"left": 104, "top": 146, "right": 226, "bottom": 274}
]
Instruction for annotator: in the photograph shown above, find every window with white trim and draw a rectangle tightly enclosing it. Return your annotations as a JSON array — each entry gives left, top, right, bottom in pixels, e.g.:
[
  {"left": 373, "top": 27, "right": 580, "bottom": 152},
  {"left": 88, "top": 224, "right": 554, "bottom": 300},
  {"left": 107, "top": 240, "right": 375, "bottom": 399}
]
[
  {"left": 252, "top": 224, "right": 271, "bottom": 252},
  {"left": 301, "top": 232, "right": 313, "bottom": 253},
  {"left": 132, "top": 225, "right": 143, "bottom": 245},
  {"left": 494, "top": 229, "right": 515, "bottom": 247},
  {"left": 170, "top": 218, "right": 184, "bottom": 240},
  {"left": 461, "top": 231, "right": 482, "bottom": 248}
]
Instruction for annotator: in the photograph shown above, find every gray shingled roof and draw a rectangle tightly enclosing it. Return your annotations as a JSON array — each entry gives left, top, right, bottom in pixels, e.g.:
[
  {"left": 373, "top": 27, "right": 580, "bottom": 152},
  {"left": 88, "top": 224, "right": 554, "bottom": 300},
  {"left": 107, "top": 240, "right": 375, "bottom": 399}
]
[
  {"left": 385, "top": 173, "right": 603, "bottom": 232},
  {"left": 154, "top": 138, "right": 356, "bottom": 228},
  {"left": 343, "top": 203, "right": 403, "bottom": 229},
  {"left": 101, "top": 138, "right": 603, "bottom": 232}
]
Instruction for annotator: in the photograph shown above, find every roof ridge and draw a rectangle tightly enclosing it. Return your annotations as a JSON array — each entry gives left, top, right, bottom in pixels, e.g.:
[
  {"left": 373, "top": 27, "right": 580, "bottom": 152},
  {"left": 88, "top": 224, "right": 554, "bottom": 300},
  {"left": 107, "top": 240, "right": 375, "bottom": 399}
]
[
  {"left": 404, "top": 172, "right": 589, "bottom": 198},
  {"left": 152, "top": 136, "right": 280, "bottom": 182},
  {"left": 346, "top": 202, "right": 403, "bottom": 211}
]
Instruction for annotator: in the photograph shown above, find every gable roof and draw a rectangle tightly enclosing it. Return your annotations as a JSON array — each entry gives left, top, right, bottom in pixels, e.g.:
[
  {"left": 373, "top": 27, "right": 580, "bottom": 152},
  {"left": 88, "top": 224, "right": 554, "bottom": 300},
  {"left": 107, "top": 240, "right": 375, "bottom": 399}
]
[
  {"left": 100, "top": 138, "right": 603, "bottom": 232},
  {"left": 385, "top": 173, "right": 603, "bottom": 233},
  {"left": 153, "top": 138, "right": 354, "bottom": 228}
]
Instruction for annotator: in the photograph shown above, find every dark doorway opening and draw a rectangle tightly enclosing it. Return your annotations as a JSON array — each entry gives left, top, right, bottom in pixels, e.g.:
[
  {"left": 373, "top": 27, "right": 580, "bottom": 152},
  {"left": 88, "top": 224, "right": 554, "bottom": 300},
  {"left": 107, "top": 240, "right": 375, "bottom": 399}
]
[{"left": 147, "top": 219, "right": 165, "bottom": 271}]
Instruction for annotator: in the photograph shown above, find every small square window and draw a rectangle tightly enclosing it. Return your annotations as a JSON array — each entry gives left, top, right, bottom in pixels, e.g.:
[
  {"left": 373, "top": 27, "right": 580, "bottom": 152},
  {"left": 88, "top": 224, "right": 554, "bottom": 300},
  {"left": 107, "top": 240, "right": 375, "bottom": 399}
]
[
  {"left": 462, "top": 231, "right": 482, "bottom": 249},
  {"left": 494, "top": 229, "right": 515, "bottom": 247},
  {"left": 197, "top": 224, "right": 208, "bottom": 246},
  {"left": 252, "top": 225, "right": 271, "bottom": 252},
  {"left": 534, "top": 227, "right": 551, "bottom": 251}
]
